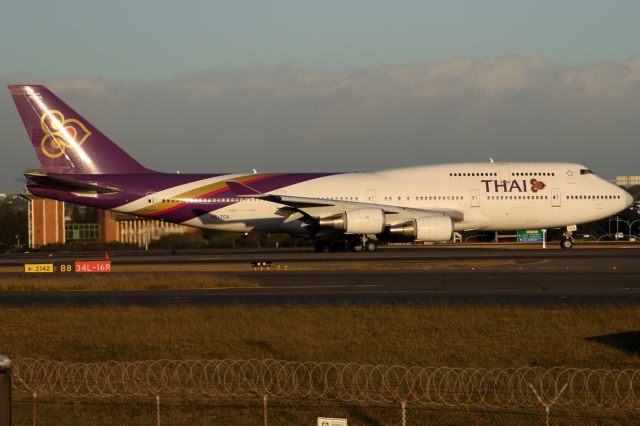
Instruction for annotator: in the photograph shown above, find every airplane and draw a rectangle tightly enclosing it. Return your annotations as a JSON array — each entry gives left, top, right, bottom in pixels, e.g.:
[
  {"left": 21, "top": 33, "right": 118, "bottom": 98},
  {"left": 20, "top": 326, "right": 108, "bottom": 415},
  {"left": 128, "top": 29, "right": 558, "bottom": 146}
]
[{"left": 8, "top": 84, "right": 634, "bottom": 252}]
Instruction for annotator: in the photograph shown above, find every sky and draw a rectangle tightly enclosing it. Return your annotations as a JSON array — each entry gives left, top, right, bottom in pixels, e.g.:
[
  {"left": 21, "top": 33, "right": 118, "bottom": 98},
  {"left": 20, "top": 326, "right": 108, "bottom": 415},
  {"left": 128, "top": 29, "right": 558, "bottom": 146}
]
[{"left": 2, "top": 1, "right": 640, "bottom": 191}]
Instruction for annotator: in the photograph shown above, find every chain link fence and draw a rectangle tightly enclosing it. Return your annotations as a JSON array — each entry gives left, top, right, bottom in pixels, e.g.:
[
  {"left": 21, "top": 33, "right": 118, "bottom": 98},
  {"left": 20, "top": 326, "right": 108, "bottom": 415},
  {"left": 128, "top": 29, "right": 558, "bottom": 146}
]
[{"left": 7, "top": 358, "right": 640, "bottom": 425}]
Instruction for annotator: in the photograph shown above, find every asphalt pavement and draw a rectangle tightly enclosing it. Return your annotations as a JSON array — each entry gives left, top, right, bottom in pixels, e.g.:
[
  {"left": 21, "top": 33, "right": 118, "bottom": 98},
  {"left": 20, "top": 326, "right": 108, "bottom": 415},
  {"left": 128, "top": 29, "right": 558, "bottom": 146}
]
[{"left": 1, "top": 245, "right": 639, "bottom": 306}]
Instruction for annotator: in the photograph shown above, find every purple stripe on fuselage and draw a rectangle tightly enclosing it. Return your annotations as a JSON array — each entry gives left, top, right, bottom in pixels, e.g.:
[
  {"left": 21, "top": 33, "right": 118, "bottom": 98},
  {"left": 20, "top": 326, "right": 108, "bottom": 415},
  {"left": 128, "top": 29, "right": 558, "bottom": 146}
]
[
  {"left": 27, "top": 173, "right": 228, "bottom": 210},
  {"left": 27, "top": 172, "right": 341, "bottom": 224},
  {"left": 156, "top": 172, "right": 339, "bottom": 223}
]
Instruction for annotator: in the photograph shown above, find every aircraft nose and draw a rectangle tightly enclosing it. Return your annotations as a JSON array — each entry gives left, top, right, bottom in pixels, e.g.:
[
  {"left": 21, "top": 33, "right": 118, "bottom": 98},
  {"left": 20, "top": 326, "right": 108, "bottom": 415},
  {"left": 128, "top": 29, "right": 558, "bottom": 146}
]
[{"left": 624, "top": 190, "right": 634, "bottom": 207}]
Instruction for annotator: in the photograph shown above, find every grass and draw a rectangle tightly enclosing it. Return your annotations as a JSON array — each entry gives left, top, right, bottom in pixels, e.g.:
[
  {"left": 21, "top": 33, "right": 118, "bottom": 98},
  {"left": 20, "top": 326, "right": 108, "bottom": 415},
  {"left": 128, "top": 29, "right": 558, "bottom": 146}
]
[
  {"left": 0, "top": 273, "right": 258, "bottom": 291},
  {"left": 6, "top": 304, "right": 639, "bottom": 424},
  {"left": 0, "top": 305, "right": 639, "bottom": 368}
]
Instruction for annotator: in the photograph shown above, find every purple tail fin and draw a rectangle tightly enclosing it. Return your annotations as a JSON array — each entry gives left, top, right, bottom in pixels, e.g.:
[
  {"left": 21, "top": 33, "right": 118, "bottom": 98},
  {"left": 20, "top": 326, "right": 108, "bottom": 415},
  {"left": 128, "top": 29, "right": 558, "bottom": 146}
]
[{"left": 8, "top": 85, "right": 150, "bottom": 174}]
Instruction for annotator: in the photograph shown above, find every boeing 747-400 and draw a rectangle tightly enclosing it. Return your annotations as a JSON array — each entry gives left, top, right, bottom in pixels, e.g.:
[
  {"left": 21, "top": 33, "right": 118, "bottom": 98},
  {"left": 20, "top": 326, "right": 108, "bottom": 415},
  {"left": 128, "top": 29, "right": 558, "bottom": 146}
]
[{"left": 8, "top": 85, "right": 633, "bottom": 251}]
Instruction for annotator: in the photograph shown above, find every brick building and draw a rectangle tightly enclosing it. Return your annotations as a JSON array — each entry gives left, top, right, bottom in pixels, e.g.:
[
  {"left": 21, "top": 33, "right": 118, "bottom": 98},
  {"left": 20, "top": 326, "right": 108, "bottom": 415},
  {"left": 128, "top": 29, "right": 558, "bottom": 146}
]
[
  {"left": 28, "top": 198, "right": 65, "bottom": 248},
  {"left": 27, "top": 198, "right": 197, "bottom": 248}
]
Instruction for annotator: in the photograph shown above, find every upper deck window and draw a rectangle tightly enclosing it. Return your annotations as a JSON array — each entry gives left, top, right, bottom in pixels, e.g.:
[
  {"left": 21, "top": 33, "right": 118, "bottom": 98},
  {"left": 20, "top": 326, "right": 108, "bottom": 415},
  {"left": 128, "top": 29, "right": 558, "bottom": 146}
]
[{"left": 580, "top": 169, "right": 594, "bottom": 175}]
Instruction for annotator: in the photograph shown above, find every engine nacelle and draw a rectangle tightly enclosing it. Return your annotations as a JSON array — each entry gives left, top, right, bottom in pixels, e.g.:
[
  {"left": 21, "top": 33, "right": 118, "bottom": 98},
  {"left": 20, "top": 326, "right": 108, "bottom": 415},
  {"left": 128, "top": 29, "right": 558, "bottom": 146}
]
[
  {"left": 318, "top": 208, "right": 385, "bottom": 234},
  {"left": 387, "top": 215, "right": 453, "bottom": 242}
]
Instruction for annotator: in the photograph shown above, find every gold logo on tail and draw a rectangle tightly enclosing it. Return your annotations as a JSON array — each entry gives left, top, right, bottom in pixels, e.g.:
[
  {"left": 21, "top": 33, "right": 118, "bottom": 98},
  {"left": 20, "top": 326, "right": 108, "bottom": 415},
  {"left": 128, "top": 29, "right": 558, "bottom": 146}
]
[{"left": 40, "top": 110, "right": 92, "bottom": 159}]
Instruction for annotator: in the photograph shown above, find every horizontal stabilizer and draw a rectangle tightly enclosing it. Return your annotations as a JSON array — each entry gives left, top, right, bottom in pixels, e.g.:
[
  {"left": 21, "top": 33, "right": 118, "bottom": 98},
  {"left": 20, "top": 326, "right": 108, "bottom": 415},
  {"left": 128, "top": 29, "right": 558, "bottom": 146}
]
[{"left": 25, "top": 172, "right": 121, "bottom": 194}]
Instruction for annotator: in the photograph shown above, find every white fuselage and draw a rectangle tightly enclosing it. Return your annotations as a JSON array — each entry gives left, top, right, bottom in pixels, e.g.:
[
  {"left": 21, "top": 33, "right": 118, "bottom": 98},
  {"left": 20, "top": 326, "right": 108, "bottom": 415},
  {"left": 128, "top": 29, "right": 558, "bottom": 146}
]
[{"left": 164, "top": 162, "right": 631, "bottom": 234}]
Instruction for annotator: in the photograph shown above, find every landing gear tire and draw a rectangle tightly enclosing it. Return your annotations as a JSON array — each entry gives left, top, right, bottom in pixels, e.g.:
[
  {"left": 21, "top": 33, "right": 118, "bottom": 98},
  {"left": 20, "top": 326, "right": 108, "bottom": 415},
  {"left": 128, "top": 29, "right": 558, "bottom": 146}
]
[
  {"left": 560, "top": 238, "right": 573, "bottom": 250},
  {"left": 351, "top": 243, "right": 364, "bottom": 252},
  {"left": 365, "top": 240, "right": 378, "bottom": 252}
]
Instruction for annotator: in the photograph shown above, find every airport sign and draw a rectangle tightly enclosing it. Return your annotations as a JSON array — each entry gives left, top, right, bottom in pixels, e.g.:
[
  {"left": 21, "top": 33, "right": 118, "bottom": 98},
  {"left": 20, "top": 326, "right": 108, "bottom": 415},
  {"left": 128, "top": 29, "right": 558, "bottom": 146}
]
[
  {"left": 318, "top": 418, "right": 347, "bottom": 426},
  {"left": 517, "top": 230, "right": 545, "bottom": 243},
  {"left": 56, "top": 261, "right": 112, "bottom": 273},
  {"left": 24, "top": 263, "right": 54, "bottom": 273},
  {"left": 74, "top": 261, "right": 112, "bottom": 273}
]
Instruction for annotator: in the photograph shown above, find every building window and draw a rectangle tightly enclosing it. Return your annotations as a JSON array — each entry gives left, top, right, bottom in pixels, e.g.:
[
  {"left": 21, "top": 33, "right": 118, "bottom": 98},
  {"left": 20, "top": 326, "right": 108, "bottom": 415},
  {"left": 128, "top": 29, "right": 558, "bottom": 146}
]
[{"left": 65, "top": 223, "right": 101, "bottom": 241}]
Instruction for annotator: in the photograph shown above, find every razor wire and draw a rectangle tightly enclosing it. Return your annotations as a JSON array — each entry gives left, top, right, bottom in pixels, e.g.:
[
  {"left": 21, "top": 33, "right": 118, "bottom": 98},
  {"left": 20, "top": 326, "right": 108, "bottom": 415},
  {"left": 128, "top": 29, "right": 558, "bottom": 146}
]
[{"left": 10, "top": 359, "right": 640, "bottom": 410}]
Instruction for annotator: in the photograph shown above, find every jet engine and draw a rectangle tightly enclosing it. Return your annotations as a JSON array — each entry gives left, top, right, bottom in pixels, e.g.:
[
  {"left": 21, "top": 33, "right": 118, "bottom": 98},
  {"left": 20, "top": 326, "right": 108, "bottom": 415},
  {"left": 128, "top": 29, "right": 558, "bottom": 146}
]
[
  {"left": 387, "top": 215, "right": 453, "bottom": 242},
  {"left": 318, "top": 207, "right": 385, "bottom": 234}
]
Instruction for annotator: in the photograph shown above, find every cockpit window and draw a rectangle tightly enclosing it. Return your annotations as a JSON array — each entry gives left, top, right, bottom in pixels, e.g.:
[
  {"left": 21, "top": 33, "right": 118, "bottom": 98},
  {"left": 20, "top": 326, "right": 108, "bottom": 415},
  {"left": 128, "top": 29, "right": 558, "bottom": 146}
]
[{"left": 580, "top": 169, "right": 594, "bottom": 175}]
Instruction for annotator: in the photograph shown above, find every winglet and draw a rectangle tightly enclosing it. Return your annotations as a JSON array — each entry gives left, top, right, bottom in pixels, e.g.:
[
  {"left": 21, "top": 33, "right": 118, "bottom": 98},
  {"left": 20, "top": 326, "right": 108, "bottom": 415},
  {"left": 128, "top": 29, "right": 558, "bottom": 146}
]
[{"left": 225, "top": 180, "right": 263, "bottom": 197}]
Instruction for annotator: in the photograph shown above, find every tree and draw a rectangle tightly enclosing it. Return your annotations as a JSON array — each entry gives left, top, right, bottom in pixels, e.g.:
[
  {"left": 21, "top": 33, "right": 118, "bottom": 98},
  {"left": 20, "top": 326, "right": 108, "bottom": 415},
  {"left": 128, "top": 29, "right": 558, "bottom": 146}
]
[{"left": 0, "top": 200, "right": 27, "bottom": 250}]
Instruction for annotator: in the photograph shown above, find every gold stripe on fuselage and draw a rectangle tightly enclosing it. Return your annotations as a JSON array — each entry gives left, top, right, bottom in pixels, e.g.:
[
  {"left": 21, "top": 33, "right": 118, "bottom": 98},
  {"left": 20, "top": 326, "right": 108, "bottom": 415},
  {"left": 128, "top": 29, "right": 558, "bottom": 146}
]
[{"left": 130, "top": 173, "right": 272, "bottom": 217}]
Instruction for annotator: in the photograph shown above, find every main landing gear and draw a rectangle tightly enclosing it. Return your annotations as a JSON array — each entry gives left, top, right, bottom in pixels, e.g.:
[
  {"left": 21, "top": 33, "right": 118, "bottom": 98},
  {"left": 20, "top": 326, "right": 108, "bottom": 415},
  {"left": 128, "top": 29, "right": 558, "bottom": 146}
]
[
  {"left": 560, "top": 226, "right": 576, "bottom": 249},
  {"left": 348, "top": 235, "right": 378, "bottom": 252},
  {"left": 314, "top": 236, "right": 379, "bottom": 252},
  {"left": 349, "top": 238, "right": 377, "bottom": 252},
  {"left": 365, "top": 240, "right": 378, "bottom": 252}
]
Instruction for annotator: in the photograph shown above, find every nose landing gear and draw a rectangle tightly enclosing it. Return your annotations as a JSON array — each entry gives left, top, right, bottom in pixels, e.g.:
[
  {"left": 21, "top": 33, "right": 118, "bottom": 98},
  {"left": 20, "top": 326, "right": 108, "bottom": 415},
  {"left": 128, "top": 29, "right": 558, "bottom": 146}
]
[
  {"left": 560, "top": 237, "right": 574, "bottom": 249},
  {"left": 560, "top": 225, "right": 576, "bottom": 249}
]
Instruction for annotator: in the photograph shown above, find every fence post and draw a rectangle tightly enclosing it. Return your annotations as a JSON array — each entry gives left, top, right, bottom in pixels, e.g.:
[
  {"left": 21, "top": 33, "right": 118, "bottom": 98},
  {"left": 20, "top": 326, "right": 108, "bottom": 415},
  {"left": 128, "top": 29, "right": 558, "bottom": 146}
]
[
  {"left": 528, "top": 382, "right": 568, "bottom": 426},
  {"left": 0, "top": 356, "right": 11, "bottom": 426},
  {"left": 262, "top": 395, "right": 268, "bottom": 426},
  {"left": 156, "top": 395, "right": 161, "bottom": 426},
  {"left": 31, "top": 393, "right": 37, "bottom": 426},
  {"left": 400, "top": 401, "right": 406, "bottom": 426}
]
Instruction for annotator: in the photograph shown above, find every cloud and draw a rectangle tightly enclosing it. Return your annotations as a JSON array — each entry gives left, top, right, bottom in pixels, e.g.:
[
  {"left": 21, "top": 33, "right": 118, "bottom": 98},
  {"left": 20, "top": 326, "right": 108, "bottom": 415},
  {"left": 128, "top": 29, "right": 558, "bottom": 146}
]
[
  {"left": 2, "top": 55, "right": 640, "bottom": 192},
  {"left": 47, "top": 78, "right": 109, "bottom": 96}
]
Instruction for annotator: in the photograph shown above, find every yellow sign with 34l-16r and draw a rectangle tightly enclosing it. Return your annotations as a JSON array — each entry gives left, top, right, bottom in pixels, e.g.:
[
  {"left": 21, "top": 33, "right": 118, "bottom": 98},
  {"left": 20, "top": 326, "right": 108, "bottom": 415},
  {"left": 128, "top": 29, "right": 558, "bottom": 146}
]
[{"left": 24, "top": 263, "right": 55, "bottom": 273}]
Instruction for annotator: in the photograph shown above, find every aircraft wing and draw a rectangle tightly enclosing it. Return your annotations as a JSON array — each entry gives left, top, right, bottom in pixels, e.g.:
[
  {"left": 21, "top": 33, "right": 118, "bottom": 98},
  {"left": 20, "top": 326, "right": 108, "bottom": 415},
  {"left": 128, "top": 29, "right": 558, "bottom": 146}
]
[{"left": 225, "top": 180, "right": 464, "bottom": 225}]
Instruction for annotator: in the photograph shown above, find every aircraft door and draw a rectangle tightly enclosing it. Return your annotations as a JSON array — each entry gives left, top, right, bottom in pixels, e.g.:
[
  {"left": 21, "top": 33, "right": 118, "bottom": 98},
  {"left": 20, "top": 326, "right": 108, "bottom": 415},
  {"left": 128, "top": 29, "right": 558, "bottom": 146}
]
[
  {"left": 470, "top": 189, "right": 480, "bottom": 207},
  {"left": 146, "top": 191, "right": 158, "bottom": 203},
  {"left": 145, "top": 191, "right": 161, "bottom": 212},
  {"left": 366, "top": 189, "right": 376, "bottom": 203},
  {"left": 551, "top": 188, "right": 561, "bottom": 207}
]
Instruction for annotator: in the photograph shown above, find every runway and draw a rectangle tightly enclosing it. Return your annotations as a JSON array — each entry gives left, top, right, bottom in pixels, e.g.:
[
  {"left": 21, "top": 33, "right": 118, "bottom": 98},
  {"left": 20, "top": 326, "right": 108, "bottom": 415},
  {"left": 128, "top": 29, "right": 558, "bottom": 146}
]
[
  {"left": 0, "top": 269, "right": 639, "bottom": 306},
  {"left": 1, "top": 244, "right": 640, "bottom": 266},
  {"left": 1, "top": 245, "right": 640, "bottom": 306}
]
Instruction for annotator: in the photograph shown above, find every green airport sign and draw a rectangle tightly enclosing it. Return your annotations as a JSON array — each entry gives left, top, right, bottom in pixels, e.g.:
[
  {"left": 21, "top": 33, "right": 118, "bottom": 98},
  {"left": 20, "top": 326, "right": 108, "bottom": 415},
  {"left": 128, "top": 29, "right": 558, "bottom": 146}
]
[{"left": 517, "top": 230, "right": 544, "bottom": 243}]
